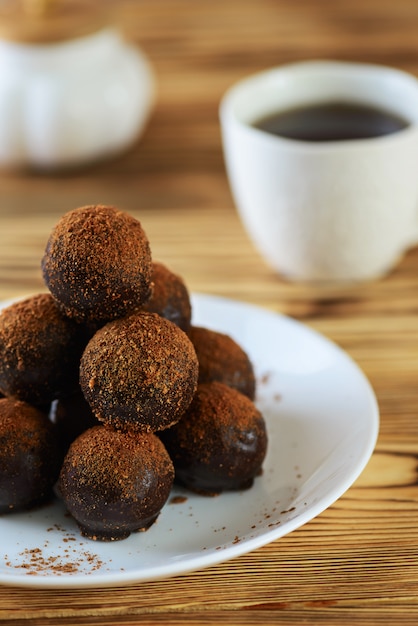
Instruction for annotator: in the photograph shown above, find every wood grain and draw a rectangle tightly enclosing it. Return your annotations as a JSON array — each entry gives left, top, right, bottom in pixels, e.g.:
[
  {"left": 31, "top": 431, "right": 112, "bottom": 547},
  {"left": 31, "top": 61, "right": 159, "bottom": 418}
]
[{"left": 1, "top": 0, "right": 418, "bottom": 623}]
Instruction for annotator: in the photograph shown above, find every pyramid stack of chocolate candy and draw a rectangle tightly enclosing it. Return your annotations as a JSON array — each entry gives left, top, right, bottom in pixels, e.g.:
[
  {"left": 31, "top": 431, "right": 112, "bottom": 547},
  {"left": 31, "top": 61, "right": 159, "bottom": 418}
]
[{"left": 0, "top": 205, "right": 267, "bottom": 541}]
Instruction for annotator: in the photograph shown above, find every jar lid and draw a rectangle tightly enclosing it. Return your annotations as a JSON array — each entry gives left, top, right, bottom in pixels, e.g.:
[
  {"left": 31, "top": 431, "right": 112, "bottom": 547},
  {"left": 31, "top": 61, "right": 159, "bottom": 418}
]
[{"left": 0, "top": 0, "right": 115, "bottom": 44}]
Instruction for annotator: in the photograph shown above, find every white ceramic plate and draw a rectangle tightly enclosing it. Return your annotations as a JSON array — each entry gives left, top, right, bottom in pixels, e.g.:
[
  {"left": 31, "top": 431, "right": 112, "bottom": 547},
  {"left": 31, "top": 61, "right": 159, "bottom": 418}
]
[{"left": 0, "top": 293, "right": 379, "bottom": 588}]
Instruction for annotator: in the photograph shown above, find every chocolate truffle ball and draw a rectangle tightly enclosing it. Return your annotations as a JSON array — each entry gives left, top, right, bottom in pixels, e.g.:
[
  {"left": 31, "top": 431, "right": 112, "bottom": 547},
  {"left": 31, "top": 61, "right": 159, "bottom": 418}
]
[
  {"left": 143, "top": 262, "right": 192, "bottom": 334},
  {"left": 160, "top": 382, "right": 267, "bottom": 495},
  {"left": 49, "top": 388, "right": 100, "bottom": 452},
  {"left": 41, "top": 205, "right": 153, "bottom": 324},
  {"left": 58, "top": 425, "right": 174, "bottom": 541},
  {"left": 80, "top": 312, "right": 199, "bottom": 432},
  {"left": 0, "top": 398, "right": 62, "bottom": 513},
  {"left": 0, "top": 293, "right": 85, "bottom": 406},
  {"left": 190, "top": 326, "right": 256, "bottom": 400}
]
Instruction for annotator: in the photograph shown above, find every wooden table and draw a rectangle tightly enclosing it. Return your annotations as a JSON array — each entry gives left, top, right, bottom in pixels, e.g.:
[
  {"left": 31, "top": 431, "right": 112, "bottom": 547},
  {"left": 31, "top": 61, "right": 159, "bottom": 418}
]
[{"left": 1, "top": 0, "right": 418, "bottom": 623}]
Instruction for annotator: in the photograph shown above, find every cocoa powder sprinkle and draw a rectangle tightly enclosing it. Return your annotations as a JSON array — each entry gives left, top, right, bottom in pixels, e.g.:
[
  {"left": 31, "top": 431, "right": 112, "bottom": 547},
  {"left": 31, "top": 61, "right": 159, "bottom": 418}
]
[{"left": 5, "top": 543, "right": 105, "bottom": 575}]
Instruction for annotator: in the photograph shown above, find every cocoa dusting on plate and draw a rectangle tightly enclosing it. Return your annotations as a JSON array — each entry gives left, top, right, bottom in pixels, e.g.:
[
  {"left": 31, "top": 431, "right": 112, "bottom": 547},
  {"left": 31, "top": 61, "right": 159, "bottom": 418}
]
[
  {"left": 259, "top": 372, "right": 272, "bottom": 386},
  {"left": 5, "top": 543, "right": 105, "bottom": 576},
  {"left": 169, "top": 496, "right": 188, "bottom": 504}
]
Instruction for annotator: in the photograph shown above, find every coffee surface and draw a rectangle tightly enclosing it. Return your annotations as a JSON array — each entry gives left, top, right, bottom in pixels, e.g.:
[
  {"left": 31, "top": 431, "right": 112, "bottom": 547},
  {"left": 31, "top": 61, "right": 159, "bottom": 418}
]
[{"left": 253, "top": 101, "right": 409, "bottom": 141}]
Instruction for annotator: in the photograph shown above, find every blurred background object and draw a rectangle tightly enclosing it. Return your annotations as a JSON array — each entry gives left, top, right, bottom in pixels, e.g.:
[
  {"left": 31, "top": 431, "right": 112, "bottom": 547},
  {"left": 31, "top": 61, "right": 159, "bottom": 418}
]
[{"left": 0, "top": 0, "right": 155, "bottom": 169}]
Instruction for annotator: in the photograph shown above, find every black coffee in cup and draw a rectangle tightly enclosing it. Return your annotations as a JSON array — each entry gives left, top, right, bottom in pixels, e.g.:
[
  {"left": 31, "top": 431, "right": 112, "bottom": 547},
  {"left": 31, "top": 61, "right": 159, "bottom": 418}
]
[{"left": 253, "top": 101, "right": 409, "bottom": 142}]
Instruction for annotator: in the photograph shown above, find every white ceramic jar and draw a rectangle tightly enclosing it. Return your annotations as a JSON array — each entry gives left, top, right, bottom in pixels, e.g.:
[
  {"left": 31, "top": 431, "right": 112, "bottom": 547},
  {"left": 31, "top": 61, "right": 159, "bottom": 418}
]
[{"left": 0, "top": 21, "right": 155, "bottom": 169}]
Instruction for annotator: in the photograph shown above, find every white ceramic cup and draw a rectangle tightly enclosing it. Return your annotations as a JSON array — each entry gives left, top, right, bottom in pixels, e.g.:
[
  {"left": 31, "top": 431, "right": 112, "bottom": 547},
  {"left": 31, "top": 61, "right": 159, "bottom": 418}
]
[{"left": 220, "top": 60, "right": 418, "bottom": 283}]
